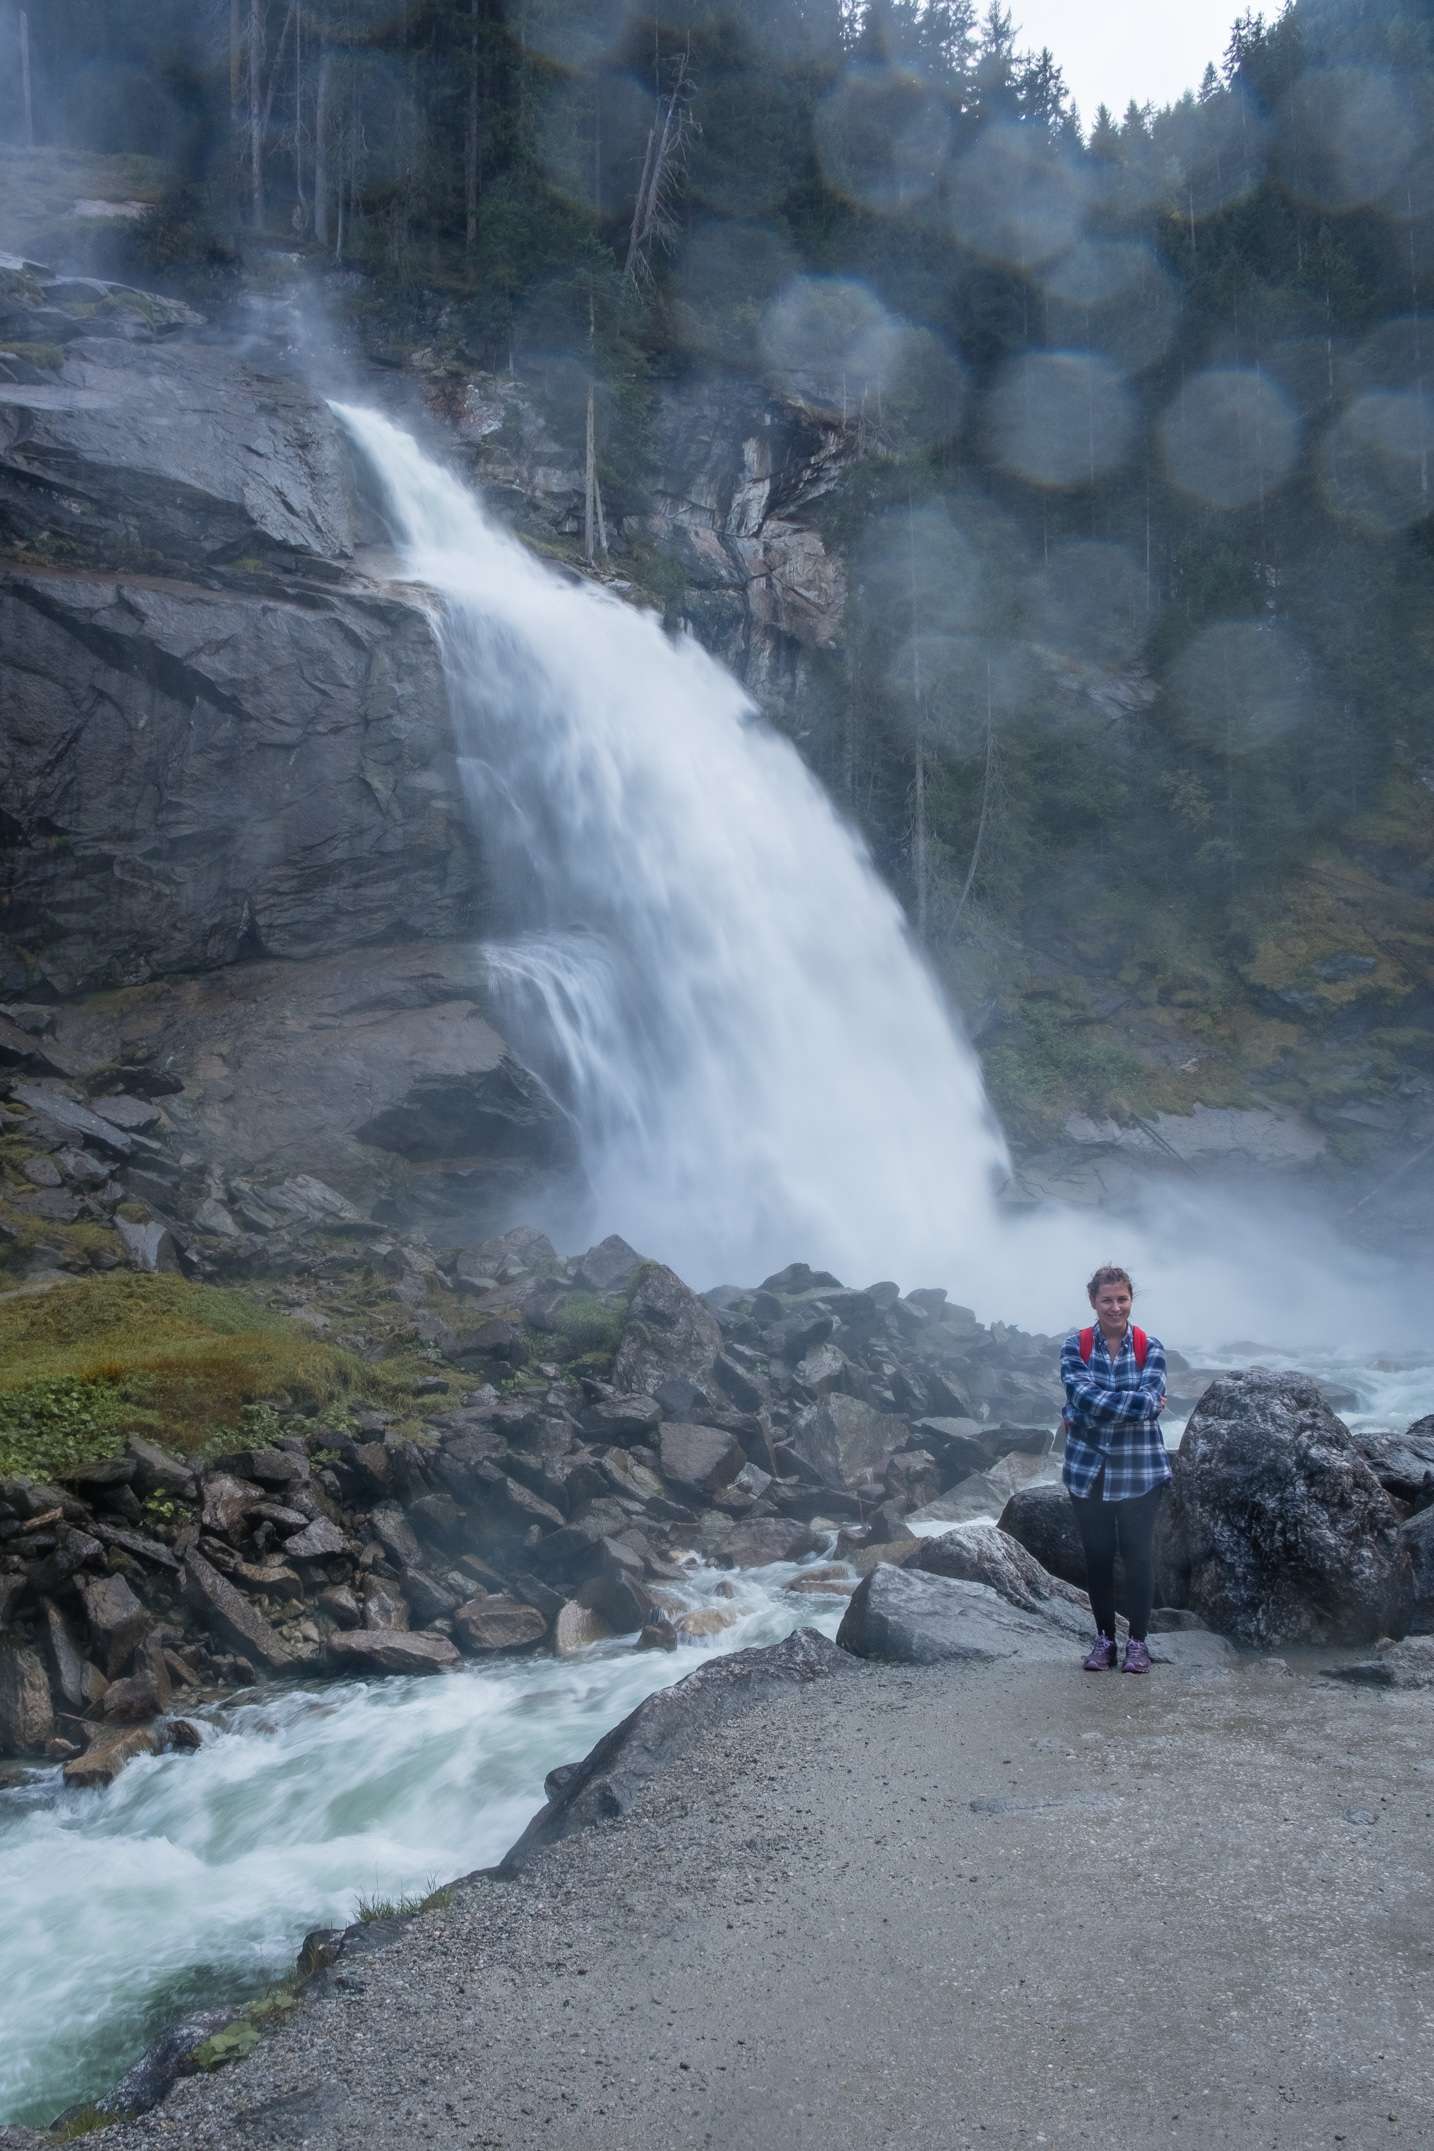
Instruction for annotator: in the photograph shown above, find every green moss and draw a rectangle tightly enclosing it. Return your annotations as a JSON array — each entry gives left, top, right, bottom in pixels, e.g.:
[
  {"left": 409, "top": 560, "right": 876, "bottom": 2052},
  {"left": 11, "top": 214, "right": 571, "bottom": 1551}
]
[
  {"left": 548, "top": 1292, "right": 624, "bottom": 1365},
  {"left": 0, "top": 1273, "right": 374, "bottom": 1468},
  {"left": 0, "top": 340, "right": 65, "bottom": 372},
  {"left": 983, "top": 999, "right": 1147, "bottom": 1137},
  {"left": 0, "top": 1198, "right": 121, "bottom": 1271}
]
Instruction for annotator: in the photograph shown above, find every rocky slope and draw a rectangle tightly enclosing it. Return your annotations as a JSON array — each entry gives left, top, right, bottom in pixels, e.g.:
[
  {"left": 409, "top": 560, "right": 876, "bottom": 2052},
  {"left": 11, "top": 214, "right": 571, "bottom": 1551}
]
[{"left": 2, "top": 1012, "right": 1429, "bottom": 1775}]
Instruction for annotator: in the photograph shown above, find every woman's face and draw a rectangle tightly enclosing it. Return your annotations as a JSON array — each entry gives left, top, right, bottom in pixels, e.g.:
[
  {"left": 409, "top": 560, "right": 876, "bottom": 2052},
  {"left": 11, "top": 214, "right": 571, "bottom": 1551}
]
[{"left": 1090, "top": 1279, "right": 1133, "bottom": 1330}]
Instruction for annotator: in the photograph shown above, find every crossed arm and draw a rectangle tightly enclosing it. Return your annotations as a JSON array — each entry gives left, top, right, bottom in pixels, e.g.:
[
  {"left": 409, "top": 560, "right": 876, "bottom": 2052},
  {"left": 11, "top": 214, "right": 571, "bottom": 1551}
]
[{"left": 1060, "top": 1336, "right": 1167, "bottom": 1426}]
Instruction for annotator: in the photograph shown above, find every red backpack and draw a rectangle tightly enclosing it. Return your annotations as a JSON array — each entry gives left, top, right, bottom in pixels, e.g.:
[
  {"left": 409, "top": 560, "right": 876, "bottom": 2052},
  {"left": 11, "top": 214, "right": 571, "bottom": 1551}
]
[{"left": 1079, "top": 1325, "right": 1148, "bottom": 1368}]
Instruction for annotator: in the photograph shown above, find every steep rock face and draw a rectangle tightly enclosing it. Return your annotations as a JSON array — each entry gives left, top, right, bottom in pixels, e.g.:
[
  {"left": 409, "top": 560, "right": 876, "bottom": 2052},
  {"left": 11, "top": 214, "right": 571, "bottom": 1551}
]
[
  {"left": 1, "top": 567, "right": 474, "bottom": 994},
  {"left": 637, "top": 376, "right": 850, "bottom": 698},
  {"left": 43, "top": 942, "right": 572, "bottom": 1217},
  {"left": 0, "top": 267, "right": 353, "bottom": 573},
  {"left": 448, "top": 368, "right": 851, "bottom": 702}
]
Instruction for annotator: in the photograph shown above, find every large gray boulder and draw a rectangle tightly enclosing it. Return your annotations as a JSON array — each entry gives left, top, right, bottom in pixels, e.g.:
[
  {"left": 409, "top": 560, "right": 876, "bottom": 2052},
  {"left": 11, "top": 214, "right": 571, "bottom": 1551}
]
[
  {"left": 611, "top": 1263, "right": 721, "bottom": 1401},
  {"left": 837, "top": 1563, "right": 1072, "bottom": 1666},
  {"left": 915, "top": 1522, "right": 1093, "bottom": 1637},
  {"left": 997, "top": 1482, "right": 1088, "bottom": 1590},
  {"left": 1322, "top": 1637, "right": 1434, "bottom": 1689},
  {"left": 1165, "top": 1371, "right": 1412, "bottom": 1648},
  {"left": 0, "top": 1643, "right": 56, "bottom": 1754},
  {"left": 1355, "top": 1418, "right": 1434, "bottom": 1508},
  {"left": 500, "top": 1626, "right": 852, "bottom": 1872},
  {"left": 658, "top": 1422, "right": 745, "bottom": 1497},
  {"left": 788, "top": 1394, "right": 911, "bottom": 1489}
]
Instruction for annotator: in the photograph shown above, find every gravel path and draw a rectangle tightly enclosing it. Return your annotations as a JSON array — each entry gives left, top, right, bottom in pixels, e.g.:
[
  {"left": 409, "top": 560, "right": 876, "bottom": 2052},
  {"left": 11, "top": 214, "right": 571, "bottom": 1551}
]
[{"left": 98, "top": 1649, "right": 1434, "bottom": 2151}]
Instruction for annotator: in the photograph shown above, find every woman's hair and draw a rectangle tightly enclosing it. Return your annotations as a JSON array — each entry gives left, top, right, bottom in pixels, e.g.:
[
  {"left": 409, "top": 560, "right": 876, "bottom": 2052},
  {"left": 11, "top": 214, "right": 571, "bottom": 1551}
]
[{"left": 1087, "top": 1263, "right": 1134, "bottom": 1300}]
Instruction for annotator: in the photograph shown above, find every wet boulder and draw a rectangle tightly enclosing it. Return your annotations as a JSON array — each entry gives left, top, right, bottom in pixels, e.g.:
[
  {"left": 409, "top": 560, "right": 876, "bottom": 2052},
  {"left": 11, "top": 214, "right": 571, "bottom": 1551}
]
[
  {"left": 611, "top": 1263, "right": 721, "bottom": 1400},
  {"left": 915, "top": 1521, "right": 1094, "bottom": 1638},
  {"left": 997, "top": 1483, "right": 1088, "bottom": 1590},
  {"left": 75, "top": 1570, "right": 149, "bottom": 1675},
  {"left": 0, "top": 1643, "right": 56, "bottom": 1754},
  {"left": 722, "top": 1518, "right": 821, "bottom": 1567},
  {"left": 328, "top": 1630, "right": 460, "bottom": 1675},
  {"left": 788, "top": 1395, "right": 910, "bottom": 1489},
  {"left": 453, "top": 1595, "right": 548, "bottom": 1654},
  {"left": 1354, "top": 1418, "right": 1434, "bottom": 1509},
  {"left": 837, "top": 1564, "right": 1072, "bottom": 1666},
  {"left": 1165, "top": 1371, "right": 1413, "bottom": 1648},
  {"left": 1402, "top": 1509, "right": 1434, "bottom": 1633},
  {"left": 658, "top": 1421, "right": 745, "bottom": 1498},
  {"left": 501, "top": 1627, "right": 852, "bottom": 1871},
  {"left": 182, "top": 1550, "right": 291, "bottom": 1671}
]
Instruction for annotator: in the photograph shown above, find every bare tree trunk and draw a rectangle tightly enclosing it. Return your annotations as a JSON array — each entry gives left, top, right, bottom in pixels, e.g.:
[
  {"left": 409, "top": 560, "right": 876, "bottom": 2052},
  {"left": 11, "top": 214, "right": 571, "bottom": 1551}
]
[
  {"left": 19, "top": 10, "right": 34, "bottom": 147},
  {"left": 464, "top": 0, "right": 480, "bottom": 255},
  {"left": 259, "top": 6, "right": 295, "bottom": 165},
  {"left": 292, "top": 0, "right": 305, "bottom": 230},
  {"left": 952, "top": 667, "right": 995, "bottom": 927},
  {"left": 906, "top": 510, "right": 929, "bottom": 944},
  {"left": 584, "top": 385, "right": 597, "bottom": 565},
  {"left": 230, "top": 0, "right": 243, "bottom": 120},
  {"left": 623, "top": 55, "right": 692, "bottom": 287},
  {"left": 625, "top": 121, "right": 659, "bottom": 280},
  {"left": 249, "top": 0, "right": 265, "bottom": 230},
  {"left": 314, "top": 43, "right": 331, "bottom": 246}
]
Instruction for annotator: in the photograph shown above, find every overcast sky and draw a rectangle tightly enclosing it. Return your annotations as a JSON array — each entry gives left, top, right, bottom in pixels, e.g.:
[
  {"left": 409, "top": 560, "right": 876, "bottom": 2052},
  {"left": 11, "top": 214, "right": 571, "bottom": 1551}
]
[{"left": 1014, "top": 0, "right": 1239, "bottom": 125}]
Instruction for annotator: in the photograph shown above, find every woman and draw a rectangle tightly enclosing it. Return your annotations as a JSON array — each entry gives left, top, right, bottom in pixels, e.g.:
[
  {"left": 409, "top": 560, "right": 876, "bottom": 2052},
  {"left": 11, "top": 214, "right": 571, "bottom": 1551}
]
[{"left": 1059, "top": 1264, "right": 1170, "bottom": 1674}]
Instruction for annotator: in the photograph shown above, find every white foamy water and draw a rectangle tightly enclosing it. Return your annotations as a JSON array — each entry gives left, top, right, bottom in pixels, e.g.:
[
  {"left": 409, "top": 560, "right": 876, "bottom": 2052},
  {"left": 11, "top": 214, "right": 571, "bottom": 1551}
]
[
  {"left": 333, "top": 402, "right": 1006, "bottom": 1290},
  {"left": 0, "top": 1561, "right": 845, "bottom": 2127}
]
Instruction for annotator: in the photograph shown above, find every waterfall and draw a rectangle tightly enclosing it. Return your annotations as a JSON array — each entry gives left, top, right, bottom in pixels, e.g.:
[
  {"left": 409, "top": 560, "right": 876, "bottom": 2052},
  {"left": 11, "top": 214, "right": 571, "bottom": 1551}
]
[{"left": 333, "top": 404, "right": 1006, "bottom": 1286}]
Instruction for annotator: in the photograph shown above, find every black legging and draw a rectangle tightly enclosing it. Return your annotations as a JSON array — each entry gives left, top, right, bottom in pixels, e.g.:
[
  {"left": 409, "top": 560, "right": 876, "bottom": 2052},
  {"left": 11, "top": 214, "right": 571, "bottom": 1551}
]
[{"left": 1069, "top": 1475, "right": 1163, "bottom": 1641}]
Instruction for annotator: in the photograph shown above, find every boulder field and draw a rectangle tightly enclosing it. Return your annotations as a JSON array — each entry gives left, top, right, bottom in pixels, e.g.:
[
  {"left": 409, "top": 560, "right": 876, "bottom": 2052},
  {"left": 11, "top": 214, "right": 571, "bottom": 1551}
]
[
  {"left": 1, "top": 1143, "right": 1428, "bottom": 1778},
  {"left": 1, "top": 990, "right": 1428, "bottom": 1775}
]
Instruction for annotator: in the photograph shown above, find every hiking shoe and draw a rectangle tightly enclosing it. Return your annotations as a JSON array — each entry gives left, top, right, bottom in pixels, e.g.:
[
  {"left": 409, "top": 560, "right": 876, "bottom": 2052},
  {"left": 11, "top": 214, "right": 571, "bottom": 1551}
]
[
  {"left": 1123, "top": 1638, "right": 1152, "bottom": 1675},
  {"left": 1082, "top": 1634, "right": 1117, "bottom": 1671}
]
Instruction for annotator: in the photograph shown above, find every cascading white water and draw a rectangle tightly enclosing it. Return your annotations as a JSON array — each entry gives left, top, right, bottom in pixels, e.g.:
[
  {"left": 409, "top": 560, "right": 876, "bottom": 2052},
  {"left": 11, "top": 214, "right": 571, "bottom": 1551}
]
[
  {"left": 0, "top": 1560, "right": 845, "bottom": 2127},
  {"left": 333, "top": 404, "right": 1007, "bottom": 1288}
]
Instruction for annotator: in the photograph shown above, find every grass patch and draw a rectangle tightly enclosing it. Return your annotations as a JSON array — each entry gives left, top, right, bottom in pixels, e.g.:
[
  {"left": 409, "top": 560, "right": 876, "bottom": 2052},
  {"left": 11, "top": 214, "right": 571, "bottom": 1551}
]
[
  {"left": 0, "top": 1273, "right": 370, "bottom": 1474},
  {"left": 50, "top": 2106, "right": 117, "bottom": 2143},
  {"left": 0, "top": 339, "right": 65, "bottom": 372},
  {"left": 548, "top": 1291, "right": 625, "bottom": 1366},
  {"left": 355, "top": 1879, "right": 455, "bottom": 1925}
]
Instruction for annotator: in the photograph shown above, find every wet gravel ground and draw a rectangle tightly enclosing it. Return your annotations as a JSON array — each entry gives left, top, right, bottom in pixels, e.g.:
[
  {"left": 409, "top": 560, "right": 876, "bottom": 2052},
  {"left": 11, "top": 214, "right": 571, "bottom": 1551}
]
[{"left": 98, "top": 1649, "right": 1434, "bottom": 2151}]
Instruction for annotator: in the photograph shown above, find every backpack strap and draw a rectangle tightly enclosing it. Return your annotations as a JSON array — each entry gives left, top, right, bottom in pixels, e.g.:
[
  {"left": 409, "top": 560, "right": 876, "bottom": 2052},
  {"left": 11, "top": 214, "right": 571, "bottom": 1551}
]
[{"left": 1081, "top": 1324, "right": 1149, "bottom": 1367}]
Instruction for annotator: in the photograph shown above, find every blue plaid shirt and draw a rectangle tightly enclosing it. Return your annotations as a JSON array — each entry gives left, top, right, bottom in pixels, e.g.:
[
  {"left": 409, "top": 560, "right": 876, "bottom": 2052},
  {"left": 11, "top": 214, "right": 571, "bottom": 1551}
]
[{"left": 1060, "top": 1325, "right": 1172, "bottom": 1502}]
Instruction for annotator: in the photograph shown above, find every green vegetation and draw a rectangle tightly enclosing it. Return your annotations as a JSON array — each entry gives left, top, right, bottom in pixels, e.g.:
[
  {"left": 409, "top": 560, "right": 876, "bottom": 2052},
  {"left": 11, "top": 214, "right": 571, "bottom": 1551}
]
[
  {"left": 547, "top": 1292, "right": 626, "bottom": 1366},
  {"left": 48, "top": 2106, "right": 117, "bottom": 2144},
  {"left": 355, "top": 1880, "right": 455, "bottom": 1925},
  {"left": 183, "top": 1975, "right": 302, "bottom": 2074},
  {"left": 0, "top": 1272, "right": 433, "bottom": 1477}
]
